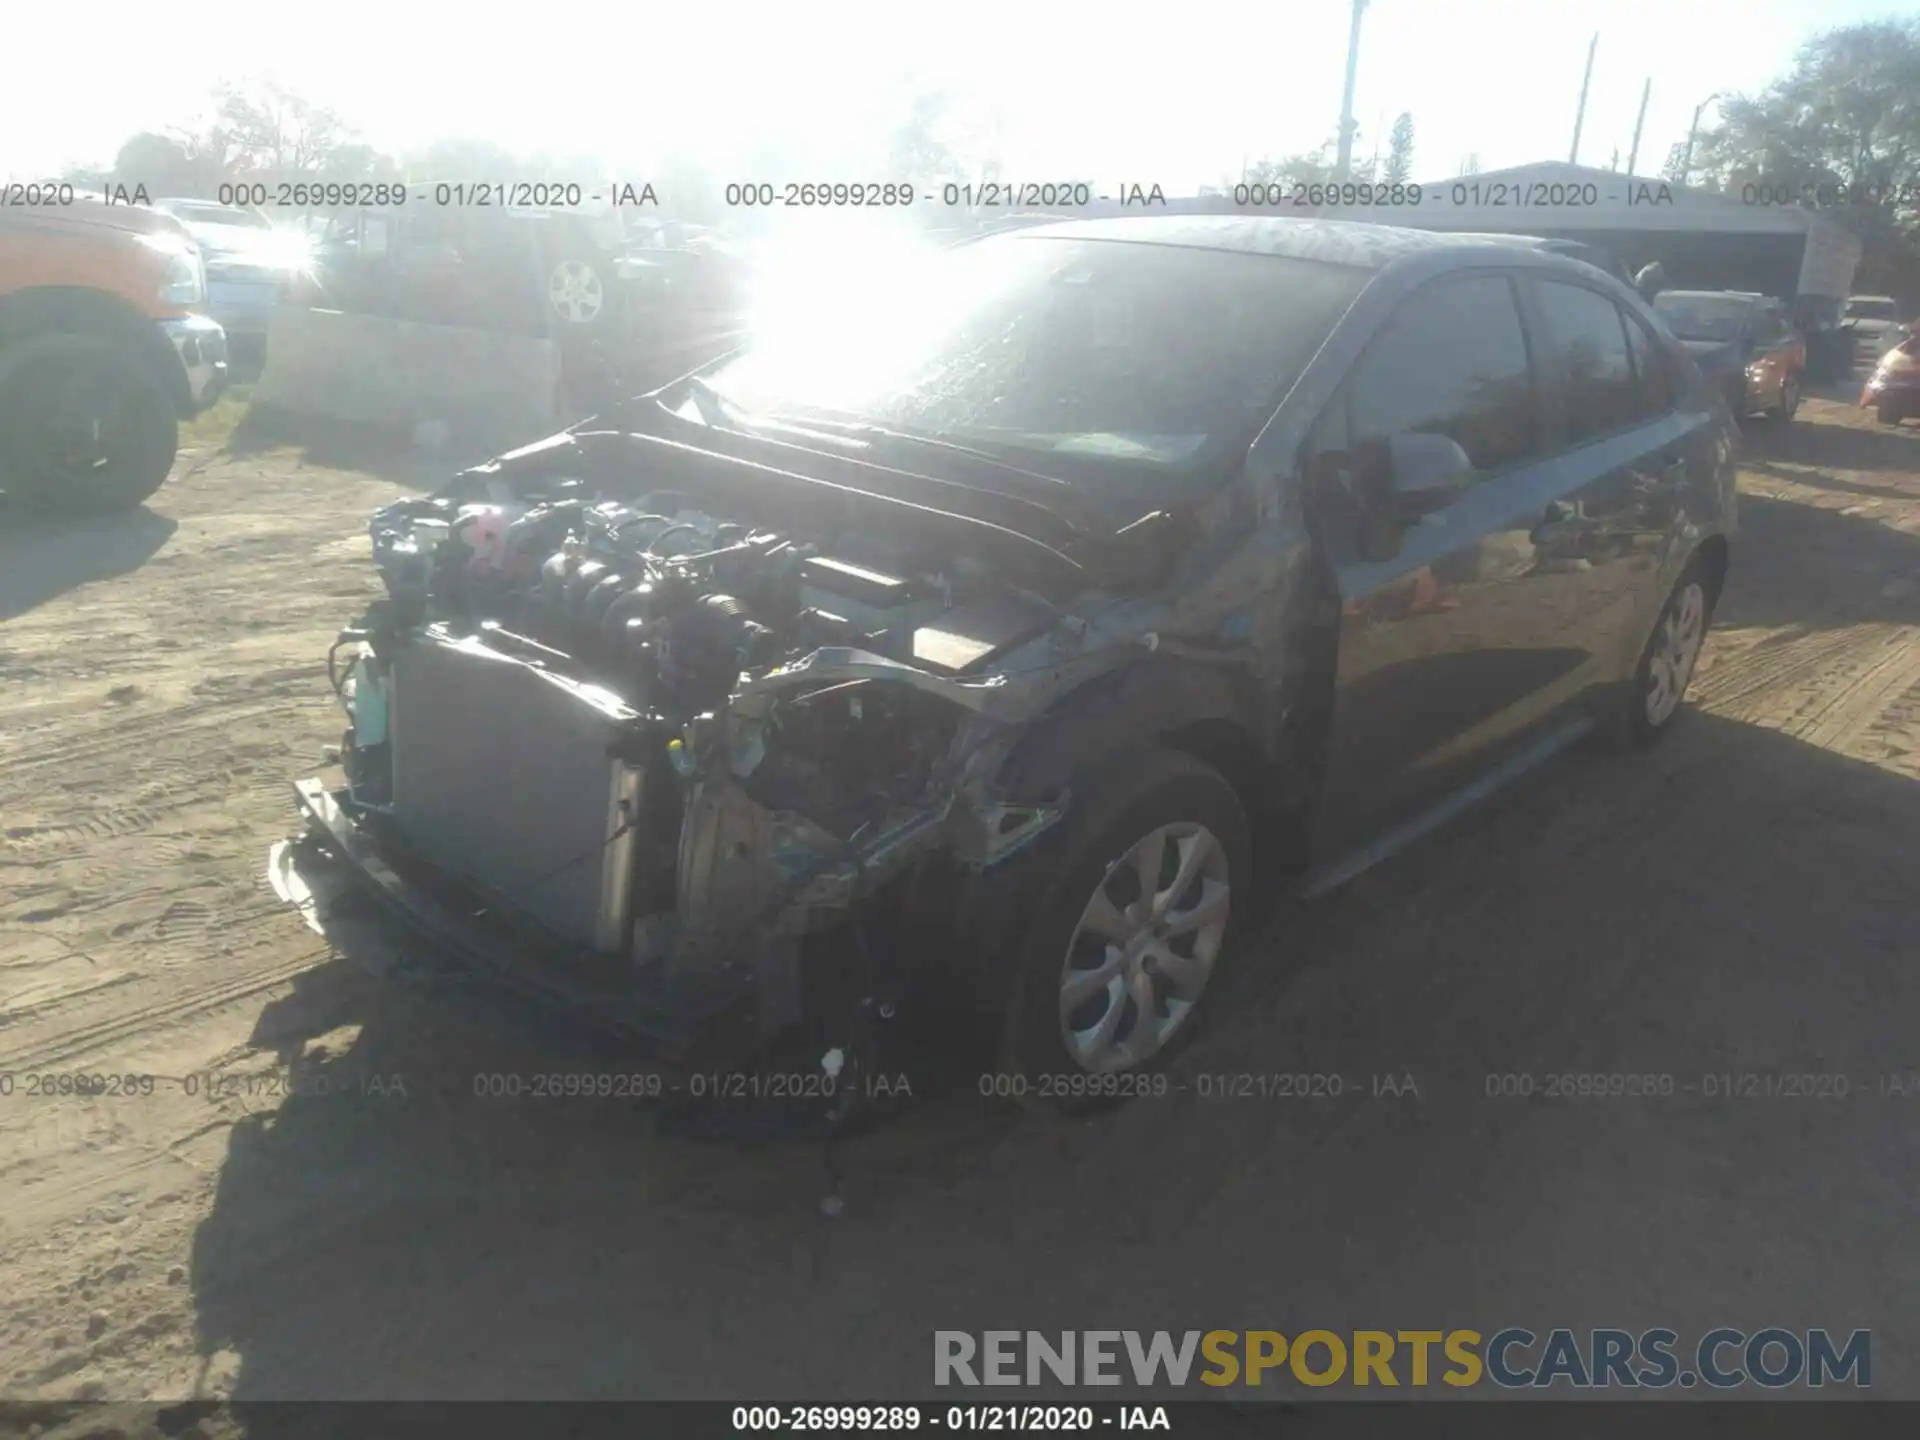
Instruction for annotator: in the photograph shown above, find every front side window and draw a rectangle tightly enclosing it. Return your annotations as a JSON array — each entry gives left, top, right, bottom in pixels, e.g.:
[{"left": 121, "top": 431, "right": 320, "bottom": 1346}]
[{"left": 1347, "top": 274, "right": 1537, "bottom": 474}]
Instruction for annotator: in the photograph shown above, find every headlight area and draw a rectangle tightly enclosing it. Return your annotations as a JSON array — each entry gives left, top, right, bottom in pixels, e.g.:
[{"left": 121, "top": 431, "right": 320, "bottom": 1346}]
[{"left": 138, "top": 232, "right": 207, "bottom": 307}]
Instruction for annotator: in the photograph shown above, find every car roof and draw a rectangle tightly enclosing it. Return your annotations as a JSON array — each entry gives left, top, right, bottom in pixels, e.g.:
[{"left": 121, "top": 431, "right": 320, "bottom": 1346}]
[
  {"left": 1008, "top": 214, "right": 1518, "bottom": 270},
  {"left": 1656, "top": 290, "right": 1763, "bottom": 303}
]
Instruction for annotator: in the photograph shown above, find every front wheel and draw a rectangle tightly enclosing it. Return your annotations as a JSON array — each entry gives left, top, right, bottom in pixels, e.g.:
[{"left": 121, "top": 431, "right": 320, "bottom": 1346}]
[
  {"left": 1615, "top": 560, "right": 1715, "bottom": 748},
  {"left": 998, "top": 749, "right": 1251, "bottom": 1110},
  {"left": 1878, "top": 398, "right": 1906, "bottom": 427},
  {"left": 0, "top": 334, "right": 178, "bottom": 514},
  {"left": 1768, "top": 372, "right": 1800, "bottom": 423}
]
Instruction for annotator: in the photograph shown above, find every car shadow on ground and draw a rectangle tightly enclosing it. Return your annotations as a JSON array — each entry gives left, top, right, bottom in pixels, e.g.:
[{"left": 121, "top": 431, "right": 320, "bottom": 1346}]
[
  {"left": 219, "top": 408, "right": 479, "bottom": 492},
  {"left": 1711, "top": 493, "right": 1920, "bottom": 632},
  {"left": 185, "top": 704, "right": 1920, "bottom": 1403},
  {"left": 1743, "top": 406, "right": 1920, "bottom": 486},
  {"left": 0, "top": 505, "right": 178, "bottom": 621}
]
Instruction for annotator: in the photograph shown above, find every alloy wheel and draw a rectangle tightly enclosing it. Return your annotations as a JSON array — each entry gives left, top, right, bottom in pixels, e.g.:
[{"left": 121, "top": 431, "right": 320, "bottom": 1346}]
[
  {"left": 1058, "top": 822, "right": 1231, "bottom": 1072},
  {"left": 1645, "top": 579, "right": 1707, "bottom": 726},
  {"left": 548, "top": 259, "right": 605, "bottom": 324}
]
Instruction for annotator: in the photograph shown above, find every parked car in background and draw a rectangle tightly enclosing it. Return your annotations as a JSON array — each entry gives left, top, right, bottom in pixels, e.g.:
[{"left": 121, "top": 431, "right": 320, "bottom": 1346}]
[
  {"left": 152, "top": 198, "right": 309, "bottom": 363},
  {"left": 1842, "top": 294, "right": 1910, "bottom": 364},
  {"left": 293, "top": 201, "right": 636, "bottom": 335},
  {"left": 0, "top": 199, "right": 227, "bottom": 513},
  {"left": 1862, "top": 331, "right": 1920, "bottom": 426},
  {"left": 280, "top": 217, "right": 1737, "bottom": 1105},
  {"left": 1652, "top": 290, "right": 1803, "bottom": 423}
]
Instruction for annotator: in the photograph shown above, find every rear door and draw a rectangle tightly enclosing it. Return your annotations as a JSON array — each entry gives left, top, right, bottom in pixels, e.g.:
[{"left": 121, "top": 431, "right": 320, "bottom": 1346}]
[
  {"left": 1518, "top": 275, "right": 1692, "bottom": 699},
  {"left": 1307, "top": 269, "right": 1584, "bottom": 853}
]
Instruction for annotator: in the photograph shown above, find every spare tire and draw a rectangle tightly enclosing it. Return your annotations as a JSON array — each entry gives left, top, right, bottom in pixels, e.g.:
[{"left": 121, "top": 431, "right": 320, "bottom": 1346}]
[{"left": 0, "top": 333, "right": 179, "bottom": 514}]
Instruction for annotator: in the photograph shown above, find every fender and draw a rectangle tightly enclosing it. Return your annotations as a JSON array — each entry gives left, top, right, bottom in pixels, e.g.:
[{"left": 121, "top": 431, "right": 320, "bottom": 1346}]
[
  {"left": 993, "top": 653, "right": 1276, "bottom": 801},
  {"left": 0, "top": 286, "right": 190, "bottom": 415}
]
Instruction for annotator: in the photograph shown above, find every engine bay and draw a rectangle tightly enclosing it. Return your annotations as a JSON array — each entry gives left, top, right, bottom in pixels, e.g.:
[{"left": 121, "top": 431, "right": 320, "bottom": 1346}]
[{"left": 324, "top": 443, "right": 1089, "bottom": 1040}]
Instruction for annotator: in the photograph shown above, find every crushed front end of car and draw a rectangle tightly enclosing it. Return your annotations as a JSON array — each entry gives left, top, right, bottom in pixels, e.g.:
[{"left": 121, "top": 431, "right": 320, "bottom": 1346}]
[{"left": 277, "top": 415, "right": 1213, "bottom": 1078}]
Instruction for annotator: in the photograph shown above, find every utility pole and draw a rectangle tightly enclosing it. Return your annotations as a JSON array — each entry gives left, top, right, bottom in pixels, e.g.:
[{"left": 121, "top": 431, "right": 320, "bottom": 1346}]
[
  {"left": 1334, "top": 0, "right": 1370, "bottom": 181},
  {"left": 1680, "top": 93, "right": 1721, "bottom": 183},
  {"left": 1568, "top": 32, "right": 1598, "bottom": 165},
  {"left": 1626, "top": 77, "right": 1651, "bottom": 175}
]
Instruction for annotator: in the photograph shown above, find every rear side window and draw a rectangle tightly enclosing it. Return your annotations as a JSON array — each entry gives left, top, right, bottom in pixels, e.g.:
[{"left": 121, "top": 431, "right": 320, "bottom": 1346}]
[
  {"left": 1348, "top": 274, "right": 1537, "bottom": 475},
  {"left": 1533, "top": 280, "right": 1640, "bottom": 445},
  {"left": 1622, "top": 312, "right": 1678, "bottom": 417}
]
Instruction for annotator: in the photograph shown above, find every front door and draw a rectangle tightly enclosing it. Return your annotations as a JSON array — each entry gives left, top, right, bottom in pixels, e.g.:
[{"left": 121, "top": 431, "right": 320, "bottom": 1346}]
[{"left": 1306, "top": 270, "right": 1583, "bottom": 854}]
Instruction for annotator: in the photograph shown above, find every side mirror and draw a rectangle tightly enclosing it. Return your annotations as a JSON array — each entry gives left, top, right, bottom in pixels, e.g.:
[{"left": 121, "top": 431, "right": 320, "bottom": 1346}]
[{"left": 1386, "top": 432, "right": 1474, "bottom": 518}]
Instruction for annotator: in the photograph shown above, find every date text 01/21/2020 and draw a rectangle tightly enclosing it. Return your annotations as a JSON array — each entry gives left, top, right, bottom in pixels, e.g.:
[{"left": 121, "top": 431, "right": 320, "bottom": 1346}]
[
  {"left": 728, "top": 1404, "right": 1170, "bottom": 1432},
  {"left": 976, "top": 1072, "right": 1422, "bottom": 1102},
  {"left": 211, "top": 180, "right": 660, "bottom": 210},
  {"left": 717, "top": 182, "right": 1171, "bottom": 209}
]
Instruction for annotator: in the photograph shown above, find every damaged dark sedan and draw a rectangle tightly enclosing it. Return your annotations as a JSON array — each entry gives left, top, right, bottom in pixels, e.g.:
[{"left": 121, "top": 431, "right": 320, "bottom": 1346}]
[{"left": 279, "top": 216, "right": 1737, "bottom": 1108}]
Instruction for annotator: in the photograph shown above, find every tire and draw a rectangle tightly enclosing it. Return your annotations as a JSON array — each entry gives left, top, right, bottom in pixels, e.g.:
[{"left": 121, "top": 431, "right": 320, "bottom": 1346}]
[
  {"left": 0, "top": 333, "right": 178, "bottom": 514},
  {"left": 996, "top": 748, "right": 1252, "bottom": 1112},
  {"left": 1615, "top": 559, "right": 1716, "bottom": 749},
  {"left": 1767, "top": 372, "right": 1800, "bottom": 423},
  {"left": 1878, "top": 399, "right": 1905, "bottom": 427},
  {"left": 543, "top": 232, "right": 614, "bottom": 330}
]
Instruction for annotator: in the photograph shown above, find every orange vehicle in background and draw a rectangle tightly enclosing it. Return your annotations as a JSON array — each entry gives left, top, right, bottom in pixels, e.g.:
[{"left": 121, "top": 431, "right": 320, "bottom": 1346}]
[
  {"left": 1651, "top": 290, "right": 1805, "bottom": 425},
  {"left": 0, "top": 193, "right": 228, "bottom": 513}
]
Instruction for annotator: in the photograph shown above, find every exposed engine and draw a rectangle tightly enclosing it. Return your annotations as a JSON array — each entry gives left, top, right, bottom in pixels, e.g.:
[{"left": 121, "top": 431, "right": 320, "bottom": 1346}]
[
  {"left": 370, "top": 481, "right": 1052, "bottom": 720},
  {"left": 329, "top": 459, "right": 1072, "bottom": 1039}
]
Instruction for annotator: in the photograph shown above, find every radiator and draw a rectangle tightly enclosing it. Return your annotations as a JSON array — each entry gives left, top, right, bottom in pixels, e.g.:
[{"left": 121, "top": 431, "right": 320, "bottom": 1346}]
[{"left": 387, "top": 627, "right": 643, "bottom": 953}]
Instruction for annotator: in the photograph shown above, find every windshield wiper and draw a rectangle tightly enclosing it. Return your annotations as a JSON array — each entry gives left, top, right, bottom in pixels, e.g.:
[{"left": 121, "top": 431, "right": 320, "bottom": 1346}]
[{"left": 677, "top": 374, "right": 753, "bottom": 427}]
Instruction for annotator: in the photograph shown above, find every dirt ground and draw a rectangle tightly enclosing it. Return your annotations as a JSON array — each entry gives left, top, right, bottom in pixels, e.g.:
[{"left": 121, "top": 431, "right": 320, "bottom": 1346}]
[{"left": 4, "top": 386, "right": 1920, "bottom": 1419}]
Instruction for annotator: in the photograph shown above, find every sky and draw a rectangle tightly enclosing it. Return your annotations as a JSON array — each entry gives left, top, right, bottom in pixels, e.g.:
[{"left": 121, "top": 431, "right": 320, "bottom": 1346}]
[{"left": 7, "top": 0, "right": 1917, "bottom": 192}]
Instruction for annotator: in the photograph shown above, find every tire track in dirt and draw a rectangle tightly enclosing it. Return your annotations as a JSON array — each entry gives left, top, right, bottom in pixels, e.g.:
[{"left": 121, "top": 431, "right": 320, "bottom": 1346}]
[
  {"left": 1692, "top": 623, "right": 1896, "bottom": 713},
  {"left": 0, "top": 936, "right": 330, "bottom": 1070},
  {"left": 1789, "top": 633, "right": 1920, "bottom": 752}
]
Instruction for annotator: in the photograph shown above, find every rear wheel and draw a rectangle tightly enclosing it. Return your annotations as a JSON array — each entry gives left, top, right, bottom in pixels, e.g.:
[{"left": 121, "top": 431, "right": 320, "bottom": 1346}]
[
  {"left": 0, "top": 334, "right": 178, "bottom": 514},
  {"left": 543, "top": 233, "right": 614, "bottom": 330},
  {"left": 998, "top": 749, "right": 1251, "bottom": 1111},
  {"left": 1616, "top": 560, "right": 1714, "bottom": 748}
]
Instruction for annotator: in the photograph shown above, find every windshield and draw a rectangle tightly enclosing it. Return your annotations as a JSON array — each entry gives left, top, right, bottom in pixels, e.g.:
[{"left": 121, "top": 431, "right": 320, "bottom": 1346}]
[
  {"left": 699, "top": 236, "right": 1370, "bottom": 475},
  {"left": 1653, "top": 294, "right": 1753, "bottom": 343},
  {"left": 1846, "top": 299, "right": 1899, "bottom": 322}
]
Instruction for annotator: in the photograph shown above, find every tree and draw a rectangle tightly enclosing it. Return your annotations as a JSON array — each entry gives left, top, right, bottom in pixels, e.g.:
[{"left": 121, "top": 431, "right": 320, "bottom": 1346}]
[
  {"left": 888, "top": 91, "right": 965, "bottom": 187},
  {"left": 407, "top": 137, "right": 522, "bottom": 183},
  {"left": 113, "top": 132, "right": 207, "bottom": 195},
  {"left": 201, "top": 79, "right": 354, "bottom": 174},
  {"left": 1383, "top": 113, "right": 1415, "bottom": 185},
  {"left": 1689, "top": 19, "right": 1920, "bottom": 289},
  {"left": 1660, "top": 141, "right": 1689, "bottom": 186},
  {"left": 1457, "top": 152, "right": 1483, "bottom": 176},
  {"left": 1243, "top": 138, "right": 1375, "bottom": 189}
]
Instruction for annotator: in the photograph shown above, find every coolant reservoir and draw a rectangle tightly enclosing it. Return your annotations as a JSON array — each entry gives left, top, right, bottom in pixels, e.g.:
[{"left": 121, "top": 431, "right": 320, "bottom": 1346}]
[{"left": 348, "top": 656, "right": 390, "bottom": 747}]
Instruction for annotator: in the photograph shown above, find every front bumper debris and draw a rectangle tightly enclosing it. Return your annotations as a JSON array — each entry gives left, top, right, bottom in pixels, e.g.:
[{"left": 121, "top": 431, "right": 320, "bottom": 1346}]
[{"left": 286, "top": 778, "right": 751, "bottom": 1052}]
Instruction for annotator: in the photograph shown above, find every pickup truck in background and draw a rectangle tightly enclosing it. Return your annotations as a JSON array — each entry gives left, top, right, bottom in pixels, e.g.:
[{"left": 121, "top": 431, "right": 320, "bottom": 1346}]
[{"left": 0, "top": 198, "right": 229, "bottom": 514}]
